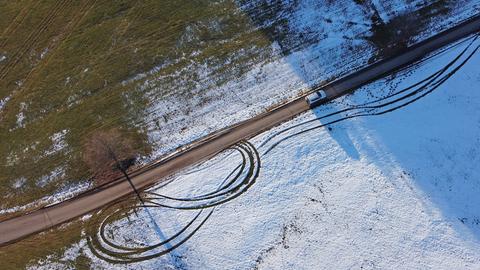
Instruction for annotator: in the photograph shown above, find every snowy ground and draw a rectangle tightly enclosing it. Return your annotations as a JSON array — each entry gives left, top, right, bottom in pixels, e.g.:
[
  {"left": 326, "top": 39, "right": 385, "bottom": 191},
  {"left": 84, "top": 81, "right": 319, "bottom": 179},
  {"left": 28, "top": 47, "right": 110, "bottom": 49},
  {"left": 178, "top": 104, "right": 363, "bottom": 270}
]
[{"left": 28, "top": 32, "right": 480, "bottom": 269}]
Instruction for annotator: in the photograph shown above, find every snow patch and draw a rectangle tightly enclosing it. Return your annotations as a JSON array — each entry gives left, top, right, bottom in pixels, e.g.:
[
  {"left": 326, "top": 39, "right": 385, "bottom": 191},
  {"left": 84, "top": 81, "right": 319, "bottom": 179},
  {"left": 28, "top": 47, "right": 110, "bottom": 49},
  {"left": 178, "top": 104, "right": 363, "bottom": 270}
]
[
  {"left": 40, "top": 48, "right": 49, "bottom": 59},
  {"left": 44, "top": 129, "right": 69, "bottom": 156},
  {"left": 0, "top": 95, "right": 11, "bottom": 113},
  {"left": 0, "top": 180, "right": 92, "bottom": 216},
  {"left": 15, "top": 102, "right": 27, "bottom": 128},
  {"left": 11, "top": 177, "right": 27, "bottom": 189},
  {"left": 36, "top": 166, "right": 67, "bottom": 188}
]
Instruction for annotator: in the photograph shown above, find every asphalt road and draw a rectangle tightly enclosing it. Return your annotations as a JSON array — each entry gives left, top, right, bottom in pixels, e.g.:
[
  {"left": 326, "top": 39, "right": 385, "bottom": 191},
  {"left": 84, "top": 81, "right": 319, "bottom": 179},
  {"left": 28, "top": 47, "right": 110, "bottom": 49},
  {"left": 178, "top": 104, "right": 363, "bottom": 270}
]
[{"left": 1, "top": 14, "right": 479, "bottom": 247}]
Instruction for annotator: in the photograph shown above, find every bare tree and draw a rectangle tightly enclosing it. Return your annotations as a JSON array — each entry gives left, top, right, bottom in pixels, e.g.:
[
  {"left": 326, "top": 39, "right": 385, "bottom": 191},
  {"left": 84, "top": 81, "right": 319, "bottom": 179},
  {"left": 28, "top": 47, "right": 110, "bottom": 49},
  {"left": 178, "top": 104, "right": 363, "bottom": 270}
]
[{"left": 83, "top": 129, "right": 143, "bottom": 203}]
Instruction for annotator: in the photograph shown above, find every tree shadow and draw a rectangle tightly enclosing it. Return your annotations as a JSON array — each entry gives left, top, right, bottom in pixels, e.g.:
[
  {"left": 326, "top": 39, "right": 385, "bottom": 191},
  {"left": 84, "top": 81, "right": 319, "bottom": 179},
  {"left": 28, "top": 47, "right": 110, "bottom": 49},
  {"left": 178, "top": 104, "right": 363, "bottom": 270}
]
[{"left": 143, "top": 207, "right": 188, "bottom": 269}]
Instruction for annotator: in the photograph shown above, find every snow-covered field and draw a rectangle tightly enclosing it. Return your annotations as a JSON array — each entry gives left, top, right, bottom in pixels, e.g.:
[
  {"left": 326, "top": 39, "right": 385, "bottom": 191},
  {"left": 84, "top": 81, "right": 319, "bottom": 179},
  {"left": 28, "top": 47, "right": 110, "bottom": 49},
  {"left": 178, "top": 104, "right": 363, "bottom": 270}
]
[
  {"left": 139, "top": 0, "right": 480, "bottom": 160},
  {"left": 29, "top": 32, "right": 480, "bottom": 269}
]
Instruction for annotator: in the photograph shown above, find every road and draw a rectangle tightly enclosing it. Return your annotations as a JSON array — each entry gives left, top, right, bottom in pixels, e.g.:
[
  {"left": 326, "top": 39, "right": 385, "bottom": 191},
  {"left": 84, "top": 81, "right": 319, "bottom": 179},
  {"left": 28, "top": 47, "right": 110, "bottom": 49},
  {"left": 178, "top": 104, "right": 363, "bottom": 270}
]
[{"left": 1, "top": 14, "right": 479, "bottom": 247}]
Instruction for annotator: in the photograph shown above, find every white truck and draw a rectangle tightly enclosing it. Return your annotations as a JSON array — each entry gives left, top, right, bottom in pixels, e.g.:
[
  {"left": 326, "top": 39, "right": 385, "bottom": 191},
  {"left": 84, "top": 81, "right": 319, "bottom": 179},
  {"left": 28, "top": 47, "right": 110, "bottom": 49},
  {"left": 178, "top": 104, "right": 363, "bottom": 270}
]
[{"left": 305, "top": 90, "right": 327, "bottom": 107}]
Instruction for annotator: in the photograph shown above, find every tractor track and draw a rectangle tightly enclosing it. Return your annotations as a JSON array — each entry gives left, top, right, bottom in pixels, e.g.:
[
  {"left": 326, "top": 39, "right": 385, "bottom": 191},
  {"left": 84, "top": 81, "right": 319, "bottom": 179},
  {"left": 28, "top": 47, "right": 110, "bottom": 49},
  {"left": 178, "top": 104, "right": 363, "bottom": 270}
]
[
  {"left": 11, "top": 0, "right": 97, "bottom": 99},
  {"left": 0, "top": 0, "right": 71, "bottom": 81},
  {"left": 0, "top": 1, "right": 40, "bottom": 50}
]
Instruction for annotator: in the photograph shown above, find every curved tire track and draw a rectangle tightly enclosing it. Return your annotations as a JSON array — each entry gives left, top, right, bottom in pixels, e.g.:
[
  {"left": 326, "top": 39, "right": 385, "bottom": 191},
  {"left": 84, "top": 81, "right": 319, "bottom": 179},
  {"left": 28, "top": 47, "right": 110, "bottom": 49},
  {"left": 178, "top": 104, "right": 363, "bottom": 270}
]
[{"left": 86, "top": 141, "right": 260, "bottom": 264}]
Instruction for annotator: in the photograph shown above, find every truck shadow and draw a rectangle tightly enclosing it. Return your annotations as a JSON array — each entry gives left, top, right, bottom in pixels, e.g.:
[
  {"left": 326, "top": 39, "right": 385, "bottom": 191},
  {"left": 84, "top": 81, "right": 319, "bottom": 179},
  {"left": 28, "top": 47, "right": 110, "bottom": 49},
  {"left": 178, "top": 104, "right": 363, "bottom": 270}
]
[{"left": 317, "top": 117, "right": 361, "bottom": 160}]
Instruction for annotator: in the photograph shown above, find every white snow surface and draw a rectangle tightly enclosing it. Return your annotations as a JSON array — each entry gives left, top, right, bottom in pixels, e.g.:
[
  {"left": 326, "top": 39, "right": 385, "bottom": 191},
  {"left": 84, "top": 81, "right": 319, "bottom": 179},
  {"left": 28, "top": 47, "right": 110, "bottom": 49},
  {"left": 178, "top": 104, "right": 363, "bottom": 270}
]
[
  {"left": 30, "top": 35, "right": 480, "bottom": 269},
  {"left": 43, "top": 129, "right": 69, "bottom": 157},
  {"left": 0, "top": 94, "right": 10, "bottom": 113},
  {"left": 15, "top": 102, "right": 27, "bottom": 128},
  {"left": 36, "top": 166, "right": 66, "bottom": 188},
  {"left": 11, "top": 177, "right": 26, "bottom": 189}
]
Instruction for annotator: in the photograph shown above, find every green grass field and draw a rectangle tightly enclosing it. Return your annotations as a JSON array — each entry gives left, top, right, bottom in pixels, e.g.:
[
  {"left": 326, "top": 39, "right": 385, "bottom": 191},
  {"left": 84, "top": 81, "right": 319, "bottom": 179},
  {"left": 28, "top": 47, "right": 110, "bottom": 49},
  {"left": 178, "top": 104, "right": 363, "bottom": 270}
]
[{"left": 0, "top": 0, "right": 272, "bottom": 212}]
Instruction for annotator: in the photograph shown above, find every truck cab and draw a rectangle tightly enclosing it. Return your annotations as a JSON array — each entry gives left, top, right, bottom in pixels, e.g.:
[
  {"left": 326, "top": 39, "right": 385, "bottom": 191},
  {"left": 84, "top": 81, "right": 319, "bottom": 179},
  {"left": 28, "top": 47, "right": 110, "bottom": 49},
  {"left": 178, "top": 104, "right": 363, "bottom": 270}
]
[{"left": 306, "top": 90, "right": 327, "bottom": 107}]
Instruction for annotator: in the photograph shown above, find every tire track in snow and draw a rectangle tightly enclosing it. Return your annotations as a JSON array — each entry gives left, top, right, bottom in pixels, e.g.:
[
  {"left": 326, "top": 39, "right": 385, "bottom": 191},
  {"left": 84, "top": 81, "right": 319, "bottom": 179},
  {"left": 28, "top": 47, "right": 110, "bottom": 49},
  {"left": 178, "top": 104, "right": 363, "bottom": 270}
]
[{"left": 86, "top": 141, "right": 260, "bottom": 264}]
